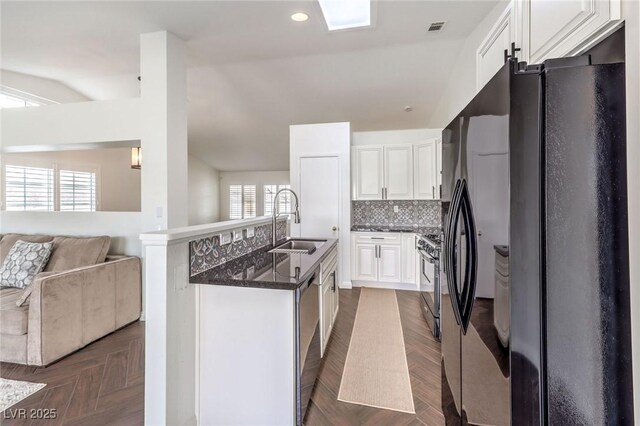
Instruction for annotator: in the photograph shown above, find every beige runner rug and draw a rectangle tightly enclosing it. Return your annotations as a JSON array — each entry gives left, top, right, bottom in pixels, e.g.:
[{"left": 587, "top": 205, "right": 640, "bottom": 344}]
[{"left": 338, "top": 288, "right": 415, "bottom": 414}]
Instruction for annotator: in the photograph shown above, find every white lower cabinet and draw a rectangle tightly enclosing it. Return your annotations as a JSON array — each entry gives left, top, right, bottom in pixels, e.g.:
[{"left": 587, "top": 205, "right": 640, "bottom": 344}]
[
  {"left": 320, "top": 247, "right": 338, "bottom": 356},
  {"left": 351, "top": 232, "right": 419, "bottom": 288}
]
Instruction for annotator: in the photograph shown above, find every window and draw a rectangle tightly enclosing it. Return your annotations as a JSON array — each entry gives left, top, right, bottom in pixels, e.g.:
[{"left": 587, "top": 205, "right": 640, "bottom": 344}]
[
  {"left": 264, "top": 184, "right": 291, "bottom": 216},
  {"left": 0, "top": 86, "right": 52, "bottom": 109},
  {"left": 3, "top": 165, "right": 97, "bottom": 212},
  {"left": 4, "top": 165, "right": 54, "bottom": 211},
  {"left": 229, "top": 185, "right": 256, "bottom": 219},
  {"left": 59, "top": 170, "right": 97, "bottom": 212}
]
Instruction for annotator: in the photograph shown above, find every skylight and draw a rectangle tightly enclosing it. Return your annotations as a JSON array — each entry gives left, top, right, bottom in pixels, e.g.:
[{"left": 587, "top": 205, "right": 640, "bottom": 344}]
[
  {"left": 318, "top": 0, "right": 371, "bottom": 31},
  {"left": 0, "top": 92, "right": 42, "bottom": 109}
]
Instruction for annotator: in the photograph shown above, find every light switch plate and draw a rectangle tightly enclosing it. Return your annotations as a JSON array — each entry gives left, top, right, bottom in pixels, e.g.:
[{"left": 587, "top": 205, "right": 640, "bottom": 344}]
[
  {"left": 219, "top": 233, "right": 232, "bottom": 245},
  {"left": 233, "top": 230, "right": 243, "bottom": 242},
  {"left": 246, "top": 227, "right": 255, "bottom": 238},
  {"left": 394, "top": 205, "right": 399, "bottom": 213}
]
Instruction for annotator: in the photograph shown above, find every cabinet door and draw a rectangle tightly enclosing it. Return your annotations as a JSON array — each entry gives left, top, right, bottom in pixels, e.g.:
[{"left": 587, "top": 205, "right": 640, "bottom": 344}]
[
  {"left": 353, "top": 146, "right": 384, "bottom": 200},
  {"left": 414, "top": 141, "right": 438, "bottom": 200},
  {"left": 321, "top": 281, "right": 332, "bottom": 354},
  {"left": 354, "top": 243, "right": 378, "bottom": 281},
  {"left": 524, "top": 0, "right": 621, "bottom": 64},
  {"left": 384, "top": 144, "right": 413, "bottom": 200},
  {"left": 378, "top": 244, "right": 402, "bottom": 283},
  {"left": 330, "top": 269, "right": 339, "bottom": 324},
  {"left": 401, "top": 234, "right": 417, "bottom": 285},
  {"left": 436, "top": 138, "right": 442, "bottom": 198},
  {"left": 476, "top": 4, "right": 514, "bottom": 90}
]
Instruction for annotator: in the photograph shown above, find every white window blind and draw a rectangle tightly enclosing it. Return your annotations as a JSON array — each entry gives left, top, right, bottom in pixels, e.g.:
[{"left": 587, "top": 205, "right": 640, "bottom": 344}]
[
  {"left": 5, "top": 165, "right": 54, "bottom": 211},
  {"left": 229, "top": 185, "right": 257, "bottom": 219},
  {"left": 0, "top": 93, "right": 41, "bottom": 109},
  {"left": 59, "top": 170, "right": 96, "bottom": 212},
  {"left": 243, "top": 185, "right": 256, "bottom": 219},
  {"left": 264, "top": 184, "right": 291, "bottom": 216}
]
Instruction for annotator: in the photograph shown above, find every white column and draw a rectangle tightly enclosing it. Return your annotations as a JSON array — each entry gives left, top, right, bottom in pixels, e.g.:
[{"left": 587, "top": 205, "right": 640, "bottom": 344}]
[
  {"left": 140, "top": 31, "right": 195, "bottom": 426},
  {"left": 140, "top": 31, "right": 188, "bottom": 231}
]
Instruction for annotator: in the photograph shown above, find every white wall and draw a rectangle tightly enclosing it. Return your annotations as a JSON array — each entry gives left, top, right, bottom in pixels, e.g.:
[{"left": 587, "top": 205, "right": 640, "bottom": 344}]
[
  {"left": 1, "top": 69, "right": 90, "bottom": 103},
  {"left": 188, "top": 155, "right": 220, "bottom": 225},
  {"left": 0, "top": 211, "right": 141, "bottom": 255},
  {"left": 352, "top": 128, "right": 442, "bottom": 146},
  {"left": 290, "top": 122, "right": 351, "bottom": 288},
  {"left": 428, "top": 1, "right": 511, "bottom": 128},
  {"left": 218, "top": 170, "right": 289, "bottom": 220},
  {"left": 2, "top": 148, "right": 141, "bottom": 212}
]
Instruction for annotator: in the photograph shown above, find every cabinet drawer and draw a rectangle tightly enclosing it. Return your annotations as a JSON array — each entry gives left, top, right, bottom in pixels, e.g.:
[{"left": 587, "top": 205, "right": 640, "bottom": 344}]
[{"left": 352, "top": 232, "right": 401, "bottom": 245}]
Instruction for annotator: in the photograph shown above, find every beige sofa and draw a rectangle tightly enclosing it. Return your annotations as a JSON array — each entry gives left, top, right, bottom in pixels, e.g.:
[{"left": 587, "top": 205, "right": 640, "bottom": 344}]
[{"left": 0, "top": 234, "right": 141, "bottom": 366}]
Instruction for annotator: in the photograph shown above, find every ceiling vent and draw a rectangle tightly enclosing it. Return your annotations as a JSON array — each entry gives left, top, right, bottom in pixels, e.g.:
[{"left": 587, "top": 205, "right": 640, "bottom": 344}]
[{"left": 427, "top": 21, "right": 446, "bottom": 33}]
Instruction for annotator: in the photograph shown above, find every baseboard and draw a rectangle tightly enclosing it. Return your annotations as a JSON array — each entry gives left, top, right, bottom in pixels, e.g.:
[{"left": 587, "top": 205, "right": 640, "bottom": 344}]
[
  {"left": 340, "top": 281, "right": 353, "bottom": 289},
  {"left": 351, "top": 280, "right": 420, "bottom": 292}
]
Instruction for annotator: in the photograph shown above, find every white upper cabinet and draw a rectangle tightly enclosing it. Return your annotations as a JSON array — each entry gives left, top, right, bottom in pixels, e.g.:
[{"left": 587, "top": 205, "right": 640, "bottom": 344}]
[
  {"left": 384, "top": 144, "right": 414, "bottom": 200},
  {"left": 436, "top": 138, "right": 442, "bottom": 196},
  {"left": 522, "top": 0, "right": 621, "bottom": 64},
  {"left": 477, "top": 3, "right": 516, "bottom": 90},
  {"left": 414, "top": 140, "right": 438, "bottom": 200},
  {"left": 353, "top": 142, "right": 438, "bottom": 200},
  {"left": 353, "top": 146, "right": 384, "bottom": 200}
]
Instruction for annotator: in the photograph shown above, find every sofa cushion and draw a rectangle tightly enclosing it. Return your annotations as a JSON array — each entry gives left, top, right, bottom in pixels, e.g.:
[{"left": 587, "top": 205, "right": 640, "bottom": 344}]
[
  {"left": 0, "top": 234, "right": 53, "bottom": 265},
  {"left": 0, "top": 287, "right": 29, "bottom": 335},
  {"left": 44, "top": 236, "right": 111, "bottom": 272},
  {"left": 0, "top": 240, "right": 54, "bottom": 289}
]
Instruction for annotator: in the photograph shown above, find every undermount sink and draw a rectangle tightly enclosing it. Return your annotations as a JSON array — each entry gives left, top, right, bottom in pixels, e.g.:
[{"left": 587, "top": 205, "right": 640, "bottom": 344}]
[{"left": 268, "top": 239, "right": 326, "bottom": 254}]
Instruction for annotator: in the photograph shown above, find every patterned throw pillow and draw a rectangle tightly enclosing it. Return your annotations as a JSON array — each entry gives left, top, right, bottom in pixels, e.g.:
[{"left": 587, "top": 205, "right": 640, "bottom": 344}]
[{"left": 0, "top": 240, "right": 54, "bottom": 289}]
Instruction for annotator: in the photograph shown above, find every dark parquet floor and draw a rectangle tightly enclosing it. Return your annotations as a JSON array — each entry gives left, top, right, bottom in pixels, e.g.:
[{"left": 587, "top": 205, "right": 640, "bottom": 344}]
[
  {"left": 1, "top": 321, "right": 144, "bottom": 426},
  {"left": 305, "top": 288, "right": 445, "bottom": 426}
]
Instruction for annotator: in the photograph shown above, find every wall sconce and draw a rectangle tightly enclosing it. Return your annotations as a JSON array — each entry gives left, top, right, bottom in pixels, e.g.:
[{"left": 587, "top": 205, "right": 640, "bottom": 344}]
[{"left": 131, "top": 147, "right": 142, "bottom": 169}]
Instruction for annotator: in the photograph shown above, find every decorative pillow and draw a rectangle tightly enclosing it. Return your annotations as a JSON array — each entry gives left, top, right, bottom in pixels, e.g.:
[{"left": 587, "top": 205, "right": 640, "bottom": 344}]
[{"left": 0, "top": 240, "right": 54, "bottom": 289}]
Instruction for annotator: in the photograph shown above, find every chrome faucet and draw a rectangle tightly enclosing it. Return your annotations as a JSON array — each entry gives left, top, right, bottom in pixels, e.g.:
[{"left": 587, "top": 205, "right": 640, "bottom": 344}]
[{"left": 272, "top": 188, "right": 301, "bottom": 245}]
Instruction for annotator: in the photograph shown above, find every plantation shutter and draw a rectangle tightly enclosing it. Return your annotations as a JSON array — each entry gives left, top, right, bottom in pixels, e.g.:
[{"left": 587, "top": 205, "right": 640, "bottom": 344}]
[{"left": 5, "top": 165, "right": 54, "bottom": 211}]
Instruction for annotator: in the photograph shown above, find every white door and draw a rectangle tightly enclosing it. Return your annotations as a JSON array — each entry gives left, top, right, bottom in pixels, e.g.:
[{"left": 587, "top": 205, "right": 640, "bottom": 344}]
[
  {"left": 476, "top": 5, "right": 514, "bottom": 90},
  {"left": 384, "top": 144, "right": 413, "bottom": 200},
  {"left": 378, "top": 244, "right": 402, "bottom": 283},
  {"left": 414, "top": 141, "right": 438, "bottom": 200},
  {"left": 353, "top": 146, "right": 383, "bottom": 200},
  {"left": 299, "top": 156, "right": 340, "bottom": 239},
  {"left": 354, "top": 243, "right": 378, "bottom": 281},
  {"left": 470, "top": 152, "right": 509, "bottom": 298}
]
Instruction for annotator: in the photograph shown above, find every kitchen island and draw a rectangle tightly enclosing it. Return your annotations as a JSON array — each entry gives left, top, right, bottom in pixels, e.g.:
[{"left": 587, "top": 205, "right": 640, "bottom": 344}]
[{"left": 192, "top": 237, "right": 338, "bottom": 426}]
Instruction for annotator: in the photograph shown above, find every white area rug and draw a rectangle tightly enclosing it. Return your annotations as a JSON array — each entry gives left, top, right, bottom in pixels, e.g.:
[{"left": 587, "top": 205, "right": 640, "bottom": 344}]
[
  {"left": 0, "top": 378, "right": 46, "bottom": 412},
  {"left": 338, "top": 288, "right": 415, "bottom": 414}
]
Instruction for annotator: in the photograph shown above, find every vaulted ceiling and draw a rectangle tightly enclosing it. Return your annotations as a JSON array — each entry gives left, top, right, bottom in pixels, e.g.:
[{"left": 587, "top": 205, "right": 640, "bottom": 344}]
[{"left": 1, "top": 1, "right": 500, "bottom": 171}]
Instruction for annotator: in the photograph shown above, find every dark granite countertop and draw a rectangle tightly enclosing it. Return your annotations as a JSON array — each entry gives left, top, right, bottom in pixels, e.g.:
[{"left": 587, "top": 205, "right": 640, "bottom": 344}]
[
  {"left": 351, "top": 225, "right": 441, "bottom": 235},
  {"left": 189, "top": 238, "right": 339, "bottom": 290}
]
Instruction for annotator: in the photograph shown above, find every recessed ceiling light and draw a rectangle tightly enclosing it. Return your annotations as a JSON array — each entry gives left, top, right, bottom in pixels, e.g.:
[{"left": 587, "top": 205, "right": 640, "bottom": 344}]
[
  {"left": 291, "top": 12, "right": 309, "bottom": 22},
  {"left": 318, "top": 0, "right": 370, "bottom": 31}
]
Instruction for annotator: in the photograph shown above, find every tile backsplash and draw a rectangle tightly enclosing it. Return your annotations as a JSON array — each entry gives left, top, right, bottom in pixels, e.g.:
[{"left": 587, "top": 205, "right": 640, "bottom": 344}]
[
  {"left": 189, "top": 219, "right": 287, "bottom": 277},
  {"left": 352, "top": 200, "right": 441, "bottom": 228}
]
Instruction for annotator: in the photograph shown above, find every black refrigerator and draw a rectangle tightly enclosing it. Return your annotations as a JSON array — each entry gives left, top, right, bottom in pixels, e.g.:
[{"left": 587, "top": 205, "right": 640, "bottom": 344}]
[{"left": 440, "top": 56, "right": 633, "bottom": 425}]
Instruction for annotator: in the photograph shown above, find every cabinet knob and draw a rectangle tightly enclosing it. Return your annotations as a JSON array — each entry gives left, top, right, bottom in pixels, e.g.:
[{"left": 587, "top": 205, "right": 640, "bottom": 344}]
[{"left": 332, "top": 226, "right": 338, "bottom": 231}]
